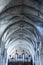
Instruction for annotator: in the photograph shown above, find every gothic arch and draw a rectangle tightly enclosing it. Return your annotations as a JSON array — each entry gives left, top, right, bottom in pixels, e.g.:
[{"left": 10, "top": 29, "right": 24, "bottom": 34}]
[{"left": 0, "top": 21, "right": 41, "bottom": 65}]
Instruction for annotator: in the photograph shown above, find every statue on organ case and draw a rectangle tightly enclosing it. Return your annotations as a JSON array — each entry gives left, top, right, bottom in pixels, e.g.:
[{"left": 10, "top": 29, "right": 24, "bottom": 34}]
[
  {"left": 22, "top": 50, "right": 25, "bottom": 61},
  {"left": 15, "top": 50, "right": 18, "bottom": 61}
]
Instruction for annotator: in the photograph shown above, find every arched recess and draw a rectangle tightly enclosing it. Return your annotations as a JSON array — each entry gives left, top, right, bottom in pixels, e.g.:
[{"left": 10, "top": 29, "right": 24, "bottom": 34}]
[
  {"left": 7, "top": 39, "right": 35, "bottom": 62},
  {"left": 0, "top": 21, "right": 41, "bottom": 65}
]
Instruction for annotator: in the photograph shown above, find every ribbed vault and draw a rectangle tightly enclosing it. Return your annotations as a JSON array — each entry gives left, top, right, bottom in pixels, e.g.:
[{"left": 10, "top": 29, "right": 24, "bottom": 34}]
[
  {"left": 1, "top": 21, "right": 41, "bottom": 63},
  {"left": 0, "top": 0, "right": 42, "bottom": 65},
  {"left": 0, "top": 0, "right": 43, "bottom": 26}
]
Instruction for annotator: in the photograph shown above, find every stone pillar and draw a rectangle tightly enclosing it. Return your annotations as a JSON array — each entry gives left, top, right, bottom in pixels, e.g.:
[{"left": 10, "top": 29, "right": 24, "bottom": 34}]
[
  {"left": 0, "top": 40, "right": 7, "bottom": 65},
  {"left": 0, "top": 39, "right": 3, "bottom": 65},
  {"left": 1, "top": 48, "right": 7, "bottom": 65},
  {"left": 35, "top": 42, "right": 41, "bottom": 65},
  {"left": 3, "top": 48, "right": 7, "bottom": 65}
]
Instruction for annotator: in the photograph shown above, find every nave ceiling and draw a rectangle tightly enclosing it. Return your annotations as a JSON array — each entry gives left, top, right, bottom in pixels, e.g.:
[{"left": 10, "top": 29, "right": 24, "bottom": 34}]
[{"left": 0, "top": 0, "right": 43, "bottom": 58}]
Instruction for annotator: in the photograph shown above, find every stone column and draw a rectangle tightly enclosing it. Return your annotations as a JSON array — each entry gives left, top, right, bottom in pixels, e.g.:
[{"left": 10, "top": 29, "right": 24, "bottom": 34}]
[
  {"left": 0, "top": 39, "right": 3, "bottom": 65},
  {"left": 35, "top": 42, "right": 41, "bottom": 65},
  {"left": 0, "top": 41, "right": 7, "bottom": 65}
]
